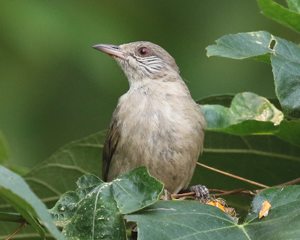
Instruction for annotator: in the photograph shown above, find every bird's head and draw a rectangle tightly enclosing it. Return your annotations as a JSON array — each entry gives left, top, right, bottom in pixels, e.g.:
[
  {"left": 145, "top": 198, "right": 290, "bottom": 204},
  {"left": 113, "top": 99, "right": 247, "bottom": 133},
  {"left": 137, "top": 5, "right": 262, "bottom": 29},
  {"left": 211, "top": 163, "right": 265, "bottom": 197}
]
[{"left": 93, "top": 41, "right": 180, "bottom": 83}]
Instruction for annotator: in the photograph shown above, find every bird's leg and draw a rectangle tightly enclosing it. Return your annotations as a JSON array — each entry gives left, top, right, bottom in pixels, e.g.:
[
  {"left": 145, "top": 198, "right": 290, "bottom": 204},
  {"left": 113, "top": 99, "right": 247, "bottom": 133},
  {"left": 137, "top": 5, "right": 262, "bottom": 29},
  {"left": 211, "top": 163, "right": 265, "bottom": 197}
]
[
  {"left": 162, "top": 189, "right": 172, "bottom": 200},
  {"left": 190, "top": 185, "right": 210, "bottom": 203}
]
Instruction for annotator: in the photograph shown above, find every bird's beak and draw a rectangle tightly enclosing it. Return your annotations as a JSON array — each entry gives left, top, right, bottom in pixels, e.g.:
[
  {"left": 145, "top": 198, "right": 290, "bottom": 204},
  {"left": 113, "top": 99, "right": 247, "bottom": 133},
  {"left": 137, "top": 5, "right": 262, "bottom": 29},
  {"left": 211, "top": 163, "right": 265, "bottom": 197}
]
[{"left": 92, "top": 44, "right": 127, "bottom": 59}]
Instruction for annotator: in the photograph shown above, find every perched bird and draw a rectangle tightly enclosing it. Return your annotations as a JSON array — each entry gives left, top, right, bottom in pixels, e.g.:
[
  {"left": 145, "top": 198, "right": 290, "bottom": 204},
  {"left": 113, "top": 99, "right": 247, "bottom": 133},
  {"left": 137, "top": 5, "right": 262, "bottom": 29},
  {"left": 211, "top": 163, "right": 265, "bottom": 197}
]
[{"left": 93, "top": 41, "right": 207, "bottom": 195}]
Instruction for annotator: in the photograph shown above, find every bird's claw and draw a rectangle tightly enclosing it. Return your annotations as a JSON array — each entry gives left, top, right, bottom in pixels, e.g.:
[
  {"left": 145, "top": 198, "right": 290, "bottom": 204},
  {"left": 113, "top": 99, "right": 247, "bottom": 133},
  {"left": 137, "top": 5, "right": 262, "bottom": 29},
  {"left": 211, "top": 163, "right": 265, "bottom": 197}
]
[{"left": 190, "top": 185, "right": 210, "bottom": 202}]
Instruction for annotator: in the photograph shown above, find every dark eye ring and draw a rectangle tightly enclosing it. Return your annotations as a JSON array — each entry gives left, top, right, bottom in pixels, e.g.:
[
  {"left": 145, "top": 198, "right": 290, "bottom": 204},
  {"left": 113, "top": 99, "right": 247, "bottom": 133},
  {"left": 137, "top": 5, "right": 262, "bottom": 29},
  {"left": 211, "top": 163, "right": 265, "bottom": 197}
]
[{"left": 138, "top": 47, "right": 149, "bottom": 56}]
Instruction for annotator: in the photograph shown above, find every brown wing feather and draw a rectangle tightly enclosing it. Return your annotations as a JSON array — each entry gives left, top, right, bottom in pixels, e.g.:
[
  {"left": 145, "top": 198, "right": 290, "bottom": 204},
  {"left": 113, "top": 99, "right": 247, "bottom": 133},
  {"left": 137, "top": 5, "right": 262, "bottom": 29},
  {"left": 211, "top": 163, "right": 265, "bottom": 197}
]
[{"left": 102, "top": 120, "right": 120, "bottom": 181}]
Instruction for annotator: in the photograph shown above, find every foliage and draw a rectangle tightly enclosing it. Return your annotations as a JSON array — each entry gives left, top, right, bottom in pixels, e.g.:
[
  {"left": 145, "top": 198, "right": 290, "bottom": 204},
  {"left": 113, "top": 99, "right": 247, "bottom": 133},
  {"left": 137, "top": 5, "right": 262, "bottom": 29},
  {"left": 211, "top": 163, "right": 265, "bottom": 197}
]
[
  {"left": 0, "top": 165, "right": 63, "bottom": 240},
  {"left": 126, "top": 186, "right": 300, "bottom": 240},
  {"left": 206, "top": 30, "right": 300, "bottom": 118},
  {"left": 1, "top": 0, "right": 300, "bottom": 239},
  {"left": 50, "top": 168, "right": 163, "bottom": 239}
]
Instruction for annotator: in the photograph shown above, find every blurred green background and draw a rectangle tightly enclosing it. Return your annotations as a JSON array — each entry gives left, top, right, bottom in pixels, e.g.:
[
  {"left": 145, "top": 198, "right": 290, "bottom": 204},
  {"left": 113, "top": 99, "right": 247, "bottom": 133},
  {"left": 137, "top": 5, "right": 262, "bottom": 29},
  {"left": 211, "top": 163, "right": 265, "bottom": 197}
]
[{"left": 0, "top": 0, "right": 298, "bottom": 169}]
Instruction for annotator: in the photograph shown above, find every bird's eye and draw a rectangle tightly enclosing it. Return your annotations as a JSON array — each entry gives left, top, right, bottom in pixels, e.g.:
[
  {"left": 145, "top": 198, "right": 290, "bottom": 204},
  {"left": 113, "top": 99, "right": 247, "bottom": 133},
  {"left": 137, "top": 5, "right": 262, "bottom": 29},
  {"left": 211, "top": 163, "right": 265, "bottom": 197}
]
[{"left": 138, "top": 47, "right": 149, "bottom": 56}]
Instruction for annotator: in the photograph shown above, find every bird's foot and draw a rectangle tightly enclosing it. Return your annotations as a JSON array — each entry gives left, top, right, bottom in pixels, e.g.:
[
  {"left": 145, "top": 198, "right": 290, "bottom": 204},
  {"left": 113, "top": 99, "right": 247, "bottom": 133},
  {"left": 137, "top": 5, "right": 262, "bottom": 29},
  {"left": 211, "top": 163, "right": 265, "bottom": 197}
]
[{"left": 190, "top": 185, "right": 210, "bottom": 203}]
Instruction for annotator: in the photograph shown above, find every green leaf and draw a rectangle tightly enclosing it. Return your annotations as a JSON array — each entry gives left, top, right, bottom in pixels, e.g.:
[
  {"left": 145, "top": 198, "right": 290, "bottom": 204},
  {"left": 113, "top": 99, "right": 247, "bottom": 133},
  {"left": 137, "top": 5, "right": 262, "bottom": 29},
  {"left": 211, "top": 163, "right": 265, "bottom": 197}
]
[
  {"left": 275, "top": 119, "right": 300, "bottom": 146},
  {"left": 270, "top": 36, "right": 300, "bottom": 117},
  {"left": 192, "top": 123, "right": 300, "bottom": 220},
  {"left": 24, "top": 131, "right": 106, "bottom": 208},
  {"left": 199, "top": 92, "right": 300, "bottom": 145},
  {"left": 201, "top": 92, "right": 283, "bottom": 126},
  {"left": 200, "top": 92, "right": 283, "bottom": 132},
  {"left": 125, "top": 186, "right": 300, "bottom": 239},
  {"left": 125, "top": 201, "right": 241, "bottom": 240},
  {"left": 0, "top": 131, "right": 105, "bottom": 239},
  {"left": 206, "top": 31, "right": 272, "bottom": 62},
  {"left": 190, "top": 131, "right": 300, "bottom": 218},
  {"left": 197, "top": 94, "right": 282, "bottom": 112},
  {"left": 0, "top": 165, "right": 64, "bottom": 240},
  {"left": 50, "top": 167, "right": 163, "bottom": 240},
  {"left": 245, "top": 185, "right": 300, "bottom": 239},
  {"left": 206, "top": 31, "right": 300, "bottom": 118},
  {"left": 258, "top": 0, "right": 300, "bottom": 33}
]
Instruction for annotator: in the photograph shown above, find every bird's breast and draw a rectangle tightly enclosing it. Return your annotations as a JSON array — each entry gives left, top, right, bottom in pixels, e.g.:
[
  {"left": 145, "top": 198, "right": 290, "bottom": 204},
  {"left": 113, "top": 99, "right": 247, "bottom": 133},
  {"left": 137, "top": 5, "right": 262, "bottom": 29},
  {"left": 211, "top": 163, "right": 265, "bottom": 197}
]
[
  {"left": 115, "top": 87, "right": 204, "bottom": 157},
  {"left": 108, "top": 87, "right": 205, "bottom": 193}
]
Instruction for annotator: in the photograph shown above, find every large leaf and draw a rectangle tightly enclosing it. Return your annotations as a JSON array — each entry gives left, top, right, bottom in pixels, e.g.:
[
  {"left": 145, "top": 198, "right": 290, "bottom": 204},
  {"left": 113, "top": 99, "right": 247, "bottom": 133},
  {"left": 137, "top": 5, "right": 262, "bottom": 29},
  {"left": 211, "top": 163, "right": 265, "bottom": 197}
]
[
  {"left": 191, "top": 130, "right": 300, "bottom": 219},
  {"left": 24, "top": 131, "right": 106, "bottom": 208},
  {"left": 0, "top": 131, "right": 105, "bottom": 239},
  {"left": 0, "top": 165, "right": 64, "bottom": 240},
  {"left": 126, "top": 201, "right": 240, "bottom": 240},
  {"left": 50, "top": 167, "right": 163, "bottom": 240},
  {"left": 245, "top": 185, "right": 300, "bottom": 239},
  {"left": 257, "top": 0, "right": 300, "bottom": 33},
  {"left": 125, "top": 186, "right": 300, "bottom": 240},
  {"left": 206, "top": 31, "right": 300, "bottom": 118}
]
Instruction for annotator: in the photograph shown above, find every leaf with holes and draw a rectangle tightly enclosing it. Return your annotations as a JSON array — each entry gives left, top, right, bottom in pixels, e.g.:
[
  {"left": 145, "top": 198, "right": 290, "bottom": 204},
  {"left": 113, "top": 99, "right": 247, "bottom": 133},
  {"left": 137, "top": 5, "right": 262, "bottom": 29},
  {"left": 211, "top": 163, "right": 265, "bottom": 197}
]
[{"left": 50, "top": 167, "right": 163, "bottom": 240}]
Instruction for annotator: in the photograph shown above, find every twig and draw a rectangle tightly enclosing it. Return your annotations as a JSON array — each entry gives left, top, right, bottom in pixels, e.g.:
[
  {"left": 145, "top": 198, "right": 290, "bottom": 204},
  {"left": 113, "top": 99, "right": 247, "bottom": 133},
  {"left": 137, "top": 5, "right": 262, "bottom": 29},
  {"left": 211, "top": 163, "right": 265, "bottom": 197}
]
[
  {"left": 275, "top": 177, "right": 300, "bottom": 187},
  {"left": 197, "top": 162, "right": 269, "bottom": 188},
  {"left": 170, "top": 188, "right": 255, "bottom": 199},
  {"left": 209, "top": 188, "right": 256, "bottom": 197},
  {"left": 5, "top": 222, "right": 26, "bottom": 240}
]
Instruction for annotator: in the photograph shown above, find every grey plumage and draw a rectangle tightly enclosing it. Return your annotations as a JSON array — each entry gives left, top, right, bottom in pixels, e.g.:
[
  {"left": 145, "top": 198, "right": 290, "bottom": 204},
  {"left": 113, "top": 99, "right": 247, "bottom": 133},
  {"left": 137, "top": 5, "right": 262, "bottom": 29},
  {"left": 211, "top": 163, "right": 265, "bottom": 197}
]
[{"left": 93, "top": 41, "right": 206, "bottom": 194}]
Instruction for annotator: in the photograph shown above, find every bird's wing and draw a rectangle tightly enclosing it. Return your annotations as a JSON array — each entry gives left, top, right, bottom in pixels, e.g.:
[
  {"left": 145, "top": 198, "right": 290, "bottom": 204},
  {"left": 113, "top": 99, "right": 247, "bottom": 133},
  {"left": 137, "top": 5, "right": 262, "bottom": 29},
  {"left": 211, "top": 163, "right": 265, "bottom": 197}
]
[{"left": 102, "top": 120, "right": 120, "bottom": 181}]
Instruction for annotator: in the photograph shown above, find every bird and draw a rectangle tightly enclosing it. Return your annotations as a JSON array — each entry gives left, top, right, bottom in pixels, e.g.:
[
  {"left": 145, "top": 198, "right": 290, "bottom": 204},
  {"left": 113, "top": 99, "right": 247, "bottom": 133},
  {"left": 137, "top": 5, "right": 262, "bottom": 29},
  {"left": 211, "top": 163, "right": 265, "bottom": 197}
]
[{"left": 93, "top": 41, "right": 207, "bottom": 196}]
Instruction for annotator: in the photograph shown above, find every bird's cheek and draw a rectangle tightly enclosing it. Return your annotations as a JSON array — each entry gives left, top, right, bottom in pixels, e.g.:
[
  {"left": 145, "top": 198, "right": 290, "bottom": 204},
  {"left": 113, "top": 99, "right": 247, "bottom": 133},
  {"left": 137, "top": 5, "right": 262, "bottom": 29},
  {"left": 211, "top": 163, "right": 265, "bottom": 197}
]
[{"left": 127, "top": 57, "right": 139, "bottom": 69}]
